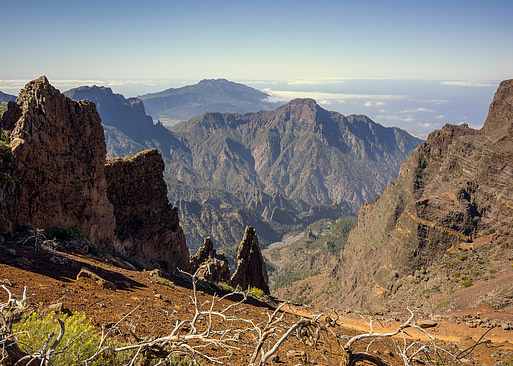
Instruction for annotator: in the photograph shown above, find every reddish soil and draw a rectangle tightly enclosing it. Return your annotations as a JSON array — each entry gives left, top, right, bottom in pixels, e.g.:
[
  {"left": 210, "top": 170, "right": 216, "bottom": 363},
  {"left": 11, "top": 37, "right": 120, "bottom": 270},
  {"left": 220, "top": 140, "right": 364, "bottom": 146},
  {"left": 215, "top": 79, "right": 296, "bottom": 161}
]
[{"left": 1, "top": 242, "right": 512, "bottom": 365}]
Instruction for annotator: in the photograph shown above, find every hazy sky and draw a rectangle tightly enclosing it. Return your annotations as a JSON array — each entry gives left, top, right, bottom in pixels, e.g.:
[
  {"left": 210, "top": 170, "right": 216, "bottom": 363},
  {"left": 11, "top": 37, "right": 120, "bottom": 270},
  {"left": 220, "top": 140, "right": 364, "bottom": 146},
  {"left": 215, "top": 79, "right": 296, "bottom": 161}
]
[{"left": 2, "top": 0, "right": 512, "bottom": 81}]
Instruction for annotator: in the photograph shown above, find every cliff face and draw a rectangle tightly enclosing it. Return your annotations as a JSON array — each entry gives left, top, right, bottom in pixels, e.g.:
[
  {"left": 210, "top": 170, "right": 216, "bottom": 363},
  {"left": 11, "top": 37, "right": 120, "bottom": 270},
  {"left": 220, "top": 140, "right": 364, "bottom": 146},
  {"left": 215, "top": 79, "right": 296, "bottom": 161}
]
[
  {"left": 0, "top": 76, "right": 116, "bottom": 245},
  {"left": 105, "top": 149, "right": 190, "bottom": 272},
  {"left": 333, "top": 80, "right": 513, "bottom": 311},
  {"left": 0, "top": 77, "right": 191, "bottom": 273}
]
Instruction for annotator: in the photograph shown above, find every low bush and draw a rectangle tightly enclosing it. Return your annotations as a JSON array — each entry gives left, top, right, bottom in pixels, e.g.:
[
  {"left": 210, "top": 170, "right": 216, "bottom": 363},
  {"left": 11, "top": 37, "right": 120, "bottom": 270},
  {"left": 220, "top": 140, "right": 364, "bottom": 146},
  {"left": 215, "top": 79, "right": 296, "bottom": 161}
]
[
  {"left": 50, "top": 226, "right": 83, "bottom": 241},
  {"left": 13, "top": 311, "right": 121, "bottom": 365},
  {"left": 215, "top": 281, "right": 234, "bottom": 292},
  {"left": 249, "top": 286, "right": 265, "bottom": 297},
  {"left": 461, "top": 280, "right": 473, "bottom": 288}
]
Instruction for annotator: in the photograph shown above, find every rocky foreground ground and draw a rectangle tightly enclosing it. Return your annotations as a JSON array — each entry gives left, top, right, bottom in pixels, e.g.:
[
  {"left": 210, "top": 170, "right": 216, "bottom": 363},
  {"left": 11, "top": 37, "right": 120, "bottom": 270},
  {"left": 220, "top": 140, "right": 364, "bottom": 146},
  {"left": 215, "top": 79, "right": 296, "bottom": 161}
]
[{"left": 1, "top": 236, "right": 512, "bottom": 365}]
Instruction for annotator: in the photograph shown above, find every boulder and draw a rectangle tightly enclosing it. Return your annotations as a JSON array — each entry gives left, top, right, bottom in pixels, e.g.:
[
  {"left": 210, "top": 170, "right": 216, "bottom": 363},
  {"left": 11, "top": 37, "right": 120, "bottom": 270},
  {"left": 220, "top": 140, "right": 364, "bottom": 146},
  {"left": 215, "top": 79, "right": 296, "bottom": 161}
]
[
  {"left": 76, "top": 267, "right": 116, "bottom": 290},
  {"left": 230, "top": 226, "right": 269, "bottom": 294}
]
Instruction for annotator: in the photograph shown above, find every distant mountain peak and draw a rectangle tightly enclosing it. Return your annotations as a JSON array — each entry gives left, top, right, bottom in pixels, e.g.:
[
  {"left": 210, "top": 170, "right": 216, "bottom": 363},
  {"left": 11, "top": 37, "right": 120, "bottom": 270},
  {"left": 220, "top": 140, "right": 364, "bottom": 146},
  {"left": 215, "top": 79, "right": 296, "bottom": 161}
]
[
  {"left": 283, "top": 98, "right": 318, "bottom": 108},
  {"left": 0, "top": 90, "right": 17, "bottom": 103},
  {"left": 198, "top": 78, "right": 232, "bottom": 85},
  {"left": 275, "top": 98, "right": 322, "bottom": 123},
  {"left": 139, "top": 79, "right": 279, "bottom": 122}
]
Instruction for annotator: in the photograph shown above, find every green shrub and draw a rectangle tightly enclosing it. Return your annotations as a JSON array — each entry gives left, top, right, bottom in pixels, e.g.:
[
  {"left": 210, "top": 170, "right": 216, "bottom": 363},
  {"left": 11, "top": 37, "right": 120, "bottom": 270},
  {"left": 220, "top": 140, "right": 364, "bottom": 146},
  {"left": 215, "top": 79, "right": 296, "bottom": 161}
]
[
  {"left": 461, "top": 280, "right": 473, "bottom": 288},
  {"left": 457, "top": 254, "right": 468, "bottom": 261},
  {"left": 215, "top": 281, "right": 234, "bottom": 292},
  {"left": 51, "top": 226, "right": 83, "bottom": 241},
  {"left": 13, "top": 311, "right": 121, "bottom": 365},
  {"left": 249, "top": 287, "right": 265, "bottom": 297},
  {"left": 0, "top": 102, "right": 6, "bottom": 118},
  {"left": 154, "top": 275, "right": 175, "bottom": 287},
  {"left": 88, "top": 241, "right": 101, "bottom": 256}
]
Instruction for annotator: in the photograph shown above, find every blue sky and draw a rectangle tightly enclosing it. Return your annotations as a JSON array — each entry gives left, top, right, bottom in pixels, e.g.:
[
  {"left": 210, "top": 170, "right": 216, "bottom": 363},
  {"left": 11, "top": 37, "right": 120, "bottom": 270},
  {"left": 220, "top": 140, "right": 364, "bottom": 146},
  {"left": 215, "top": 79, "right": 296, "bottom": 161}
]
[
  {"left": 1, "top": 0, "right": 512, "bottom": 137},
  {"left": 2, "top": 0, "right": 512, "bottom": 80}
]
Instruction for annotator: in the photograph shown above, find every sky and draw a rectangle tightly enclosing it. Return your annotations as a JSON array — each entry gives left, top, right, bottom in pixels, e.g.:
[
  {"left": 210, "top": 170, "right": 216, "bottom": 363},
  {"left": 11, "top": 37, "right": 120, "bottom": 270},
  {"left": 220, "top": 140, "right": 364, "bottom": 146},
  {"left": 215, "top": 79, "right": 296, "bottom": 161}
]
[{"left": 1, "top": 0, "right": 512, "bottom": 137}]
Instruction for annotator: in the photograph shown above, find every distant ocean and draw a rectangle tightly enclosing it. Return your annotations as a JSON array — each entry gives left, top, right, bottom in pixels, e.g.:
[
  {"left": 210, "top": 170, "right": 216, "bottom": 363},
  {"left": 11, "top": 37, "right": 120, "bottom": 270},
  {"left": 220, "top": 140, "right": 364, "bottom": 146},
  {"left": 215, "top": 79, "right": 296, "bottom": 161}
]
[{"left": 1, "top": 78, "right": 499, "bottom": 138}]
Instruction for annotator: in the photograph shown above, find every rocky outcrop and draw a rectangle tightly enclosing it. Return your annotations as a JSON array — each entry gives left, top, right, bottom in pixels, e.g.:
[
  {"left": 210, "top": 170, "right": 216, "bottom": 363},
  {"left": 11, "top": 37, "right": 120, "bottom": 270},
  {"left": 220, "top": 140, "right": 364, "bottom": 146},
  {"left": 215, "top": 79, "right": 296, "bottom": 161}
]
[
  {"left": 190, "top": 237, "right": 230, "bottom": 282},
  {"left": 0, "top": 77, "right": 191, "bottom": 273},
  {"left": 482, "top": 79, "right": 513, "bottom": 141},
  {"left": 231, "top": 227, "right": 269, "bottom": 294},
  {"left": 105, "top": 149, "right": 190, "bottom": 272},
  {"left": 0, "top": 76, "right": 116, "bottom": 245},
  {"left": 332, "top": 79, "right": 513, "bottom": 311}
]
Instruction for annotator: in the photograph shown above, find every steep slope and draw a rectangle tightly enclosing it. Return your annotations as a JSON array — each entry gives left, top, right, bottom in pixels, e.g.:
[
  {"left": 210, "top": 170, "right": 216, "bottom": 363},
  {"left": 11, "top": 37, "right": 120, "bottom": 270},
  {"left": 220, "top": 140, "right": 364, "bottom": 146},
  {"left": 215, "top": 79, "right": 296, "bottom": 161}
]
[
  {"left": 330, "top": 79, "right": 513, "bottom": 312},
  {"left": 139, "top": 78, "right": 279, "bottom": 123},
  {"left": 0, "top": 91, "right": 16, "bottom": 103}
]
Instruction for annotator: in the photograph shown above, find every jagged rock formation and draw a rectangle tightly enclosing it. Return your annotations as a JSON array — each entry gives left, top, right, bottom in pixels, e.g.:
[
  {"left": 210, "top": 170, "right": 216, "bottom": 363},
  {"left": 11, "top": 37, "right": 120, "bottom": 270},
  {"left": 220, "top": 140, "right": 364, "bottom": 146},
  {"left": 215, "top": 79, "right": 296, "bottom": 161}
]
[
  {"left": 0, "top": 76, "right": 117, "bottom": 245},
  {"left": 190, "top": 237, "right": 230, "bottom": 282},
  {"left": 231, "top": 227, "right": 269, "bottom": 294},
  {"left": 105, "top": 149, "right": 190, "bottom": 272},
  {"left": 139, "top": 78, "right": 279, "bottom": 123},
  {"left": 331, "top": 79, "right": 513, "bottom": 311},
  {"left": 0, "top": 77, "right": 191, "bottom": 273}
]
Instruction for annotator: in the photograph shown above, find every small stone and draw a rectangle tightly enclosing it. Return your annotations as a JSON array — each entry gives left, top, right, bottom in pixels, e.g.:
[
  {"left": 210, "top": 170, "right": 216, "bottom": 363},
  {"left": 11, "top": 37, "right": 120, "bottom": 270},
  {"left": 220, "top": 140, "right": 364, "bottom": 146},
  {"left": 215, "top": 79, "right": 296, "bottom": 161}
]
[
  {"left": 76, "top": 267, "right": 116, "bottom": 290},
  {"left": 1, "top": 279, "right": 14, "bottom": 286},
  {"left": 417, "top": 320, "right": 438, "bottom": 329},
  {"left": 47, "top": 302, "right": 71, "bottom": 315},
  {"left": 148, "top": 269, "right": 162, "bottom": 278}
]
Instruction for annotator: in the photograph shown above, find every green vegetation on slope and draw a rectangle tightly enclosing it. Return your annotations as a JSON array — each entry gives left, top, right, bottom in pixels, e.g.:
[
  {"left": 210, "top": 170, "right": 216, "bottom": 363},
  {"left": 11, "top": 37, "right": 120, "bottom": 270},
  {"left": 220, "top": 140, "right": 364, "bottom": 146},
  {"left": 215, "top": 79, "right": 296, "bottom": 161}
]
[{"left": 269, "top": 216, "right": 357, "bottom": 294}]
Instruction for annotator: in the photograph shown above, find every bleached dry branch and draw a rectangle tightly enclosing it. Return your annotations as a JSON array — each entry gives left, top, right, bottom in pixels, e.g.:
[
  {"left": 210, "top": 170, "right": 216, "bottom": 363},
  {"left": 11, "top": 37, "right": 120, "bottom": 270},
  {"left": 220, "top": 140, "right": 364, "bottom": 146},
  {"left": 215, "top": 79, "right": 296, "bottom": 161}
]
[{"left": 1, "top": 274, "right": 468, "bottom": 366}]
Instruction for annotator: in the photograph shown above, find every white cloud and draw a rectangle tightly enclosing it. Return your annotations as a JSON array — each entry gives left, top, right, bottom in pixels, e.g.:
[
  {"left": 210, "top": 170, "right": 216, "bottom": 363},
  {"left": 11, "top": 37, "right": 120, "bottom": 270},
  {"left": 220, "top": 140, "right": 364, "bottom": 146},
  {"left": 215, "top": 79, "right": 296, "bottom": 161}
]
[
  {"left": 418, "top": 122, "right": 433, "bottom": 128},
  {"left": 401, "top": 107, "right": 435, "bottom": 113},
  {"left": 363, "top": 101, "right": 387, "bottom": 107},
  {"left": 435, "top": 114, "right": 445, "bottom": 119},
  {"left": 441, "top": 80, "right": 498, "bottom": 88},
  {"left": 263, "top": 89, "right": 406, "bottom": 106}
]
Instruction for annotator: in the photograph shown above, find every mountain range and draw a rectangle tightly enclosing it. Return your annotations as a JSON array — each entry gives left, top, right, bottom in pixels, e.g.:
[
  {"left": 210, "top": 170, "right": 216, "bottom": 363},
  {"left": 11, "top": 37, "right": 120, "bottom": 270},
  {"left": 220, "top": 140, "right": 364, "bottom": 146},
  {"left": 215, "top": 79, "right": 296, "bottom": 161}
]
[
  {"left": 0, "top": 91, "right": 16, "bottom": 103},
  {"left": 139, "top": 78, "right": 280, "bottom": 124},
  {"left": 64, "top": 80, "right": 422, "bottom": 264}
]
